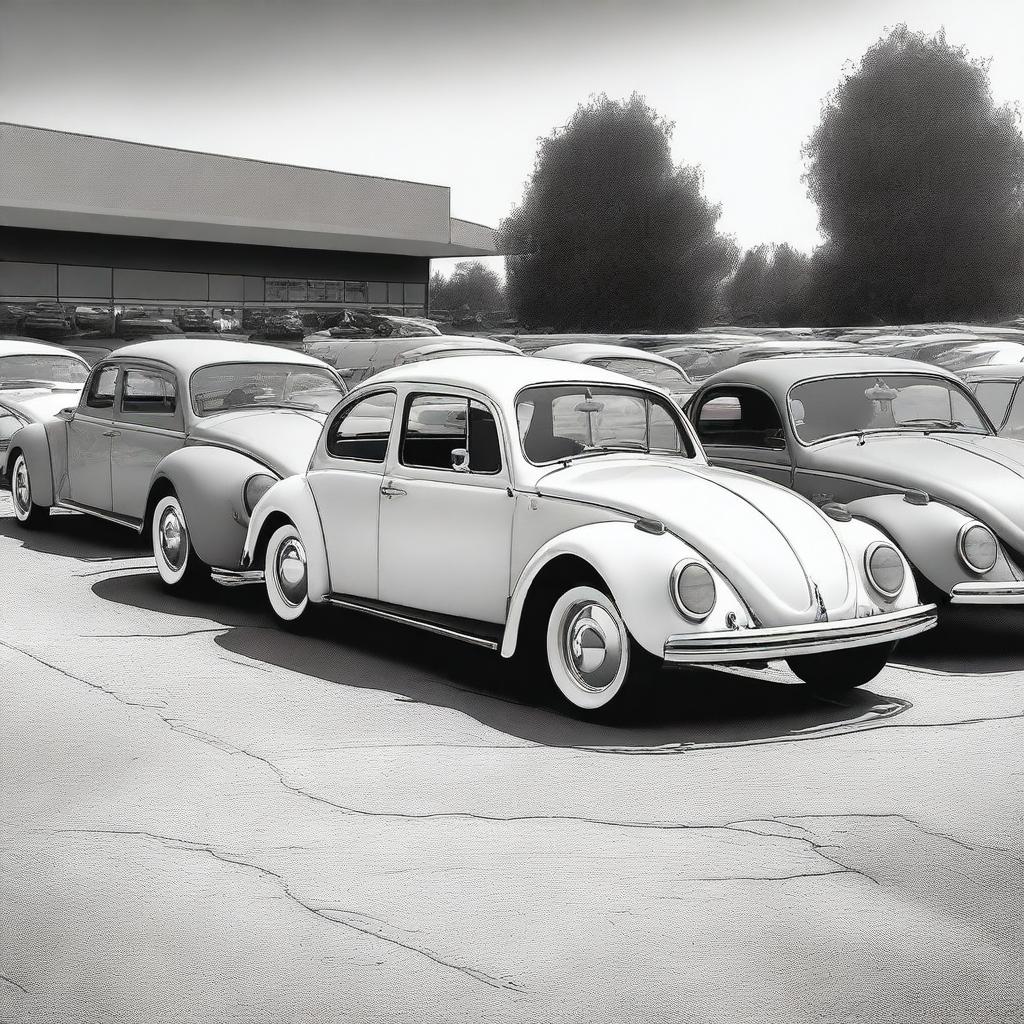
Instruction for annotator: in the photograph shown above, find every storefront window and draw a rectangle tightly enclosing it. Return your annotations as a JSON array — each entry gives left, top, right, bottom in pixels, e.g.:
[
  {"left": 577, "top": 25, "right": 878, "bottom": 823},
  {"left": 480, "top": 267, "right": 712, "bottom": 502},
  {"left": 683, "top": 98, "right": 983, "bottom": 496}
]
[
  {"left": 307, "top": 280, "right": 327, "bottom": 302},
  {"left": 405, "top": 282, "right": 426, "bottom": 305},
  {"left": 367, "top": 282, "right": 388, "bottom": 304},
  {"left": 345, "top": 281, "right": 369, "bottom": 303},
  {"left": 387, "top": 282, "right": 404, "bottom": 304}
]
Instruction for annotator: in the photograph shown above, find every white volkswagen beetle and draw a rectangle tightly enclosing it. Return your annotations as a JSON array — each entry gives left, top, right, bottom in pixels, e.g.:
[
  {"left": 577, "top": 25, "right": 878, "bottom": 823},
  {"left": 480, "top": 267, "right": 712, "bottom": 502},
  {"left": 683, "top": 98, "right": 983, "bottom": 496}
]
[{"left": 240, "top": 357, "right": 937, "bottom": 711}]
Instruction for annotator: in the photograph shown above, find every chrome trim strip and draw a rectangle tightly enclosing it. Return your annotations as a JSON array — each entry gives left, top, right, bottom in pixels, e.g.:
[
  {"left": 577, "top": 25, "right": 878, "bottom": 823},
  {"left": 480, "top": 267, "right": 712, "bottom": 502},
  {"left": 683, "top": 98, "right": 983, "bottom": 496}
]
[
  {"left": 325, "top": 596, "right": 500, "bottom": 650},
  {"left": 663, "top": 604, "right": 937, "bottom": 663},
  {"left": 111, "top": 421, "right": 185, "bottom": 439},
  {"left": 57, "top": 499, "right": 143, "bottom": 532},
  {"left": 211, "top": 568, "right": 265, "bottom": 587},
  {"left": 949, "top": 581, "right": 1024, "bottom": 605}
]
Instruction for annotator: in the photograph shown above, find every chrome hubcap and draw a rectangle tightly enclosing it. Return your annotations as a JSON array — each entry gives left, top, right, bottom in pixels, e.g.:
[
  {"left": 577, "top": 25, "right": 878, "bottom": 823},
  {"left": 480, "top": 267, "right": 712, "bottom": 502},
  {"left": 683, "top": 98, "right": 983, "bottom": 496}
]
[
  {"left": 560, "top": 601, "right": 623, "bottom": 692},
  {"left": 158, "top": 507, "right": 187, "bottom": 571},
  {"left": 275, "top": 538, "right": 307, "bottom": 606},
  {"left": 13, "top": 461, "right": 29, "bottom": 514}
]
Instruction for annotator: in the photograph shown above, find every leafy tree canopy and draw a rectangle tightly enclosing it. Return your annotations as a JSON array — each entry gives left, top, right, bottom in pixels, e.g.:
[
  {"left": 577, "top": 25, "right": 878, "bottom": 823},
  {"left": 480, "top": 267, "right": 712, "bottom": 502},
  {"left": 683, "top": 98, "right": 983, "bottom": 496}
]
[
  {"left": 429, "top": 261, "right": 505, "bottom": 317},
  {"left": 499, "top": 94, "right": 736, "bottom": 331},
  {"left": 804, "top": 26, "right": 1024, "bottom": 324}
]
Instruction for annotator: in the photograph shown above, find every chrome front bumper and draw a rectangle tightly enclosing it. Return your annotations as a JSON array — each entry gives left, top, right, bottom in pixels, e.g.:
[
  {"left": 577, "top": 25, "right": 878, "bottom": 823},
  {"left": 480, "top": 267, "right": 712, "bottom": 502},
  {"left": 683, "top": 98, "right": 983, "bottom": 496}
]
[
  {"left": 949, "top": 581, "right": 1024, "bottom": 605},
  {"left": 663, "top": 604, "right": 937, "bottom": 664}
]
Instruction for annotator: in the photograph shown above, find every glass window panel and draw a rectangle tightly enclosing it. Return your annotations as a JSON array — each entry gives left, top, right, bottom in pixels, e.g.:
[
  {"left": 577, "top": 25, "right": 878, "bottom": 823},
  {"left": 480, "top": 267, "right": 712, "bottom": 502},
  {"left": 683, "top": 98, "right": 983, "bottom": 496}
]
[
  {"left": 243, "top": 277, "right": 264, "bottom": 302},
  {"left": 973, "top": 381, "right": 1015, "bottom": 427},
  {"left": 402, "top": 394, "right": 467, "bottom": 470},
  {"left": 327, "top": 391, "right": 397, "bottom": 462},
  {"left": 121, "top": 369, "right": 178, "bottom": 416},
  {"left": 307, "top": 280, "right": 327, "bottom": 302},
  {"left": 209, "top": 275, "right": 244, "bottom": 301},
  {"left": 0, "top": 262, "right": 57, "bottom": 298},
  {"left": 367, "top": 282, "right": 388, "bottom": 303},
  {"left": 346, "top": 281, "right": 369, "bottom": 304},
  {"left": 324, "top": 280, "right": 344, "bottom": 302},
  {"left": 59, "top": 265, "right": 111, "bottom": 299},
  {"left": 113, "top": 269, "right": 207, "bottom": 301},
  {"left": 404, "top": 282, "right": 426, "bottom": 305},
  {"left": 387, "top": 282, "right": 404, "bottom": 304},
  {"left": 468, "top": 400, "right": 501, "bottom": 473},
  {"left": 86, "top": 367, "right": 118, "bottom": 410}
]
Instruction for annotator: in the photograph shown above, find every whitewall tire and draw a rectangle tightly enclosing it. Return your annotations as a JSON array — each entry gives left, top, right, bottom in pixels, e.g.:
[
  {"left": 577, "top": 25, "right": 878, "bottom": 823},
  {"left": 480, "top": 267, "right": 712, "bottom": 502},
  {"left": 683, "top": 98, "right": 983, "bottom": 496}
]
[
  {"left": 152, "top": 494, "right": 209, "bottom": 591},
  {"left": 10, "top": 454, "right": 49, "bottom": 528},
  {"left": 544, "top": 585, "right": 640, "bottom": 711},
  {"left": 265, "top": 524, "right": 313, "bottom": 625}
]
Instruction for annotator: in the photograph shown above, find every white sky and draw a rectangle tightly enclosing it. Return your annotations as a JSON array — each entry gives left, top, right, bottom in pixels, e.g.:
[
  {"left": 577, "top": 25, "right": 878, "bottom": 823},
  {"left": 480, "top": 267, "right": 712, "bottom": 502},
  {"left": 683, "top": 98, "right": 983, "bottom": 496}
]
[{"left": 2, "top": 0, "right": 1023, "bottom": 277}]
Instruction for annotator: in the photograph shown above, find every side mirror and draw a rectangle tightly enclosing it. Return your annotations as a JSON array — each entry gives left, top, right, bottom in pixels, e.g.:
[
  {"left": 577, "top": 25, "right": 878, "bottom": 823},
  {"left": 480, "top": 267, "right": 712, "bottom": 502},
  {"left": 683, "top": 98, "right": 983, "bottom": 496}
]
[
  {"left": 57, "top": 407, "right": 75, "bottom": 421},
  {"left": 451, "top": 447, "right": 470, "bottom": 473}
]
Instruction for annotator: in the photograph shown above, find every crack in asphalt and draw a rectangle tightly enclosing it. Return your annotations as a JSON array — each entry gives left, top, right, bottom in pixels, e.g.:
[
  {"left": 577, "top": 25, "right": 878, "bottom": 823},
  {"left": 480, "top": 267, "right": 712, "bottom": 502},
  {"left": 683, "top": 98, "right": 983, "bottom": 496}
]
[
  {"left": 684, "top": 868, "right": 853, "bottom": 884},
  {"left": 81, "top": 628, "right": 231, "bottom": 639},
  {"left": 52, "top": 829, "right": 525, "bottom": 995},
  {"left": 0, "top": 974, "right": 27, "bottom": 995}
]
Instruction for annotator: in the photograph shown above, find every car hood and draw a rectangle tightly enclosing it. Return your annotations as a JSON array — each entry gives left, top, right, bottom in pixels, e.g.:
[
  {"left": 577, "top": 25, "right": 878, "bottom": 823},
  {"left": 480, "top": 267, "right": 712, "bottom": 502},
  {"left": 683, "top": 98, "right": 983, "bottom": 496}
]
[
  {"left": 0, "top": 386, "right": 82, "bottom": 421},
  {"left": 820, "top": 433, "right": 1024, "bottom": 550},
  {"left": 536, "top": 457, "right": 857, "bottom": 626},
  {"left": 187, "top": 408, "right": 326, "bottom": 477}
]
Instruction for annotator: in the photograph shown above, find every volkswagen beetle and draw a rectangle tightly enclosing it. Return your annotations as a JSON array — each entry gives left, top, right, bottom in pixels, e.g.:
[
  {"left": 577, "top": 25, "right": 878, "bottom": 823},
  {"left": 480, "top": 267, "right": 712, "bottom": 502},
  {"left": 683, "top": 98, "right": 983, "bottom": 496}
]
[
  {"left": 8, "top": 339, "right": 347, "bottom": 590},
  {"left": 687, "top": 355, "right": 1024, "bottom": 606},
  {"left": 238, "top": 356, "right": 935, "bottom": 712}
]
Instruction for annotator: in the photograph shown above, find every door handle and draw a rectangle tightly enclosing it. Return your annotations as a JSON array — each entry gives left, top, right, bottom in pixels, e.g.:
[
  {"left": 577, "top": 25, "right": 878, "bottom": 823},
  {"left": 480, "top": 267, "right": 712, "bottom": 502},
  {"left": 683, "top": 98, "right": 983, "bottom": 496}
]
[
  {"left": 380, "top": 482, "right": 407, "bottom": 498},
  {"left": 102, "top": 429, "right": 121, "bottom": 437}
]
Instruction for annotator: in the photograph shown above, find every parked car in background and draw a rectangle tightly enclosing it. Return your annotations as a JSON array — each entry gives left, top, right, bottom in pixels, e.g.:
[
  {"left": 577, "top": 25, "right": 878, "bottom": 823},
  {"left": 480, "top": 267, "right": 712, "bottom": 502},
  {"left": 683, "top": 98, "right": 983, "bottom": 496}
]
[
  {"left": 961, "top": 364, "right": 1024, "bottom": 440},
  {"left": 21, "top": 302, "right": 74, "bottom": 341},
  {"left": 236, "top": 356, "right": 934, "bottom": 712},
  {"left": 176, "top": 308, "right": 215, "bottom": 332},
  {"left": 929, "top": 340, "right": 1024, "bottom": 373},
  {"left": 687, "top": 355, "right": 1024, "bottom": 606},
  {"left": 303, "top": 334, "right": 500, "bottom": 384},
  {"left": 318, "top": 311, "right": 441, "bottom": 339},
  {"left": 534, "top": 343, "right": 694, "bottom": 406},
  {"left": 394, "top": 338, "right": 523, "bottom": 365},
  {"left": 0, "top": 339, "right": 89, "bottom": 480},
  {"left": 74, "top": 306, "right": 114, "bottom": 333},
  {"left": 7, "top": 340, "right": 347, "bottom": 592},
  {"left": 115, "top": 316, "right": 183, "bottom": 340}
]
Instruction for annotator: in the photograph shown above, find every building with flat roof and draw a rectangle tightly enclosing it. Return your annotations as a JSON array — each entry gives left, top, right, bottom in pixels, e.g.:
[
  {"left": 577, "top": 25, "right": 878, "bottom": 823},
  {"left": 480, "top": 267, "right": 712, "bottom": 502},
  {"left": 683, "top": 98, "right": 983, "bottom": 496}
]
[{"left": 0, "top": 122, "right": 496, "bottom": 339}]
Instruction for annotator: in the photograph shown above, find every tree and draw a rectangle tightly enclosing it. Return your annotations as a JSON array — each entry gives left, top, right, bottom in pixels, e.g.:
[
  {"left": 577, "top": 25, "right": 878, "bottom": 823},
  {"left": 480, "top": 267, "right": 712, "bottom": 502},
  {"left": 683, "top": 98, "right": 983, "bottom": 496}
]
[
  {"left": 725, "top": 243, "right": 811, "bottom": 325},
  {"left": 804, "top": 26, "right": 1024, "bottom": 324},
  {"left": 429, "top": 261, "right": 505, "bottom": 318},
  {"left": 499, "top": 94, "right": 737, "bottom": 331}
]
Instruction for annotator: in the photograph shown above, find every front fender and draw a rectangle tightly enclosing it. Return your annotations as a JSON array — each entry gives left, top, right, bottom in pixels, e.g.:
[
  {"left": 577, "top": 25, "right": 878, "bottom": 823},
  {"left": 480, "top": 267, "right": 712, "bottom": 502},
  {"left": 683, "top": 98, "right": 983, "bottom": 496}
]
[
  {"left": 8, "top": 423, "right": 55, "bottom": 506},
  {"left": 242, "top": 475, "right": 330, "bottom": 603},
  {"left": 152, "top": 446, "right": 269, "bottom": 569},
  {"left": 501, "top": 522, "right": 750, "bottom": 660},
  {"left": 846, "top": 494, "right": 1024, "bottom": 594}
]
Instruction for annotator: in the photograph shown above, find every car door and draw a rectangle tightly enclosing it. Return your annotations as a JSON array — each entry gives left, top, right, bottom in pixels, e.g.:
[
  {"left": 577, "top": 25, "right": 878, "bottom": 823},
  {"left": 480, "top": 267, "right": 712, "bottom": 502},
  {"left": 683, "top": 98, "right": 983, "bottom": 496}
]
[
  {"left": 690, "top": 385, "right": 793, "bottom": 487},
  {"left": 307, "top": 388, "right": 400, "bottom": 600},
  {"left": 377, "top": 390, "right": 514, "bottom": 624},
  {"left": 110, "top": 364, "right": 185, "bottom": 522},
  {"left": 66, "top": 363, "right": 119, "bottom": 511}
]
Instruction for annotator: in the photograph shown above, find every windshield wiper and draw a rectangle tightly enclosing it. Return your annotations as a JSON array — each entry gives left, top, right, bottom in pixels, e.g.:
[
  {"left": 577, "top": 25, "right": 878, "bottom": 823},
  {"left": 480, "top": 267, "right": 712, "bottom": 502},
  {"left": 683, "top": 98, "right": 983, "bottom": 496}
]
[
  {"left": 226, "top": 401, "right": 320, "bottom": 412},
  {"left": 579, "top": 442, "right": 650, "bottom": 454}
]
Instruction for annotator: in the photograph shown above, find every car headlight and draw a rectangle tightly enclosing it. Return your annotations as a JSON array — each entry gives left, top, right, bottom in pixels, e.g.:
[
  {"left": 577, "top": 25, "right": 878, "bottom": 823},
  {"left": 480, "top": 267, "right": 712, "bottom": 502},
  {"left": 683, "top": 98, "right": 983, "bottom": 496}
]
[
  {"left": 671, "top": 561, "right": 716, "bottom": 621},
  {"left": 242, "top": 473, "right": 277, "bottom": 515},
  {"left": 864, "top": 542, "right": 905, "bottom": 598},
  {"left": 958, "top": 522, "right": 998, "bottom": 574}
]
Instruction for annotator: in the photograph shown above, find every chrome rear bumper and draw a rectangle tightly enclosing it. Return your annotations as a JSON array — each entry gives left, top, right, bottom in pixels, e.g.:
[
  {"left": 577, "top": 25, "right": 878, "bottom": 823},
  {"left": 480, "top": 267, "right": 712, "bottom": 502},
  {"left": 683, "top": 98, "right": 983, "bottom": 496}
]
[
  {"left": 211, "top": 567, "right": 265, "bottom": 588},
  {"left": 949, "top": 581, "right": 1024, "bottom": 605},
  {"left": 663, "top": 604, "right": 937, "bottom": 664}
]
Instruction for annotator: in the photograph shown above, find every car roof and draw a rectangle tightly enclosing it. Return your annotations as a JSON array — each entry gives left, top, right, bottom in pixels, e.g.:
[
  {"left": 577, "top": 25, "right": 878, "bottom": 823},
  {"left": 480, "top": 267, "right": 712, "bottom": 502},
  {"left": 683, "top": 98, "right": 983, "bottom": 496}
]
[
  {"left": 701, "top": 355, "right": 960, "bottom": 390},
  {"left": 104, "top": 339, "right": 328, "bottom": 374},
  {"left": 401, "top": 339, "right": 522, "bottom": 357},
  {"left": 534, "top": 343, "right": 682, "bottom": 367},
  {"left": 369, "top": 354, "right": 660, "bottom": 399},
  {"left": 0, "top": 337, "right": 89, "bottom": 360},
  {"left": 961, "top": 363, "right": 1024, "bottom": 380}
]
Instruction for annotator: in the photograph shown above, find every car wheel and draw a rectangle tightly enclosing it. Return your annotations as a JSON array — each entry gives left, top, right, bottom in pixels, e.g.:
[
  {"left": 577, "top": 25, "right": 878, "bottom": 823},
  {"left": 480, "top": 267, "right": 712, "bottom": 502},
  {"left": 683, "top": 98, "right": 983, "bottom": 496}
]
[
  {"left": 265, "top": 524, "right": 315, "bottom": 627},
  {"left": 152, "top": 494, "right": 210, "bottom": 592},
  {"left": 787, "top": 641, "right": 896, "bottom": 696},
  {"left": 543, "top": 585, "right": 654, "bottom": 712},
  {"left": 10, "top": 453, "right": 50, "bottom": 529}
]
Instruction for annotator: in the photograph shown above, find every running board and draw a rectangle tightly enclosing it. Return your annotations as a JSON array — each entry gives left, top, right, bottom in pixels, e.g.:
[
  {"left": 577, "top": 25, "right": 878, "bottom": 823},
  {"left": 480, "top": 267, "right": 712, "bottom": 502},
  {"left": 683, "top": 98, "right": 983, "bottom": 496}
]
[
  {"left": 57, "top": 500, "right": 143, "bottom": 531},
  {"left": 325, "top": 595, "right": 502, "bottom": 650}
]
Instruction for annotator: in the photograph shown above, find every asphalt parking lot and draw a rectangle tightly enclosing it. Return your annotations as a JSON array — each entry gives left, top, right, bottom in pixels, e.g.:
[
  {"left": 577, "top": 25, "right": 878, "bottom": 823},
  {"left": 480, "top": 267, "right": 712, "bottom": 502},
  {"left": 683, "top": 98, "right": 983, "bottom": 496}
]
[{"left": 0, "top": 494, "right": 1021, "bottom": 1024}]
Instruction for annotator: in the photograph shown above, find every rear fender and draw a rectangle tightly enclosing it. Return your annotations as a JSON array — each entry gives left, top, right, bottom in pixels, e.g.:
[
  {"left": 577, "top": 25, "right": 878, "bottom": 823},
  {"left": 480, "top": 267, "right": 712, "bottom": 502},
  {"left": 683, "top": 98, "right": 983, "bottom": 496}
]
[
  {"left": 7, "top": 423, "right": 55, "bottom": 506},
  {"left": 242, "top": 475, "right": 330, "bottom": 603},
  {"left": 150, "top": 446, "right": 268, "bottom": 569},
  {"left": 846, "top": 494, "right": 1022, "bottom": 594},
  {"left": 501, "top": 521, "right": 749, "bottom": 659}
]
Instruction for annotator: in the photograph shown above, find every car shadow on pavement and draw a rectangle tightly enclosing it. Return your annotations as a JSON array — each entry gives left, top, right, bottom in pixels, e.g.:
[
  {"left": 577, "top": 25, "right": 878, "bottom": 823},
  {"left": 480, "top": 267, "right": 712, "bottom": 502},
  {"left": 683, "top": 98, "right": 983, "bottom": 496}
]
[
  {"left": 93, "top": 570, "right": 903, "bottom": 750},
  {"left": 894, "top": 604, "right": 1024, "bottom": 674},
  {"left": 0, "top": 509, "right": 149, "bottom": 561}
]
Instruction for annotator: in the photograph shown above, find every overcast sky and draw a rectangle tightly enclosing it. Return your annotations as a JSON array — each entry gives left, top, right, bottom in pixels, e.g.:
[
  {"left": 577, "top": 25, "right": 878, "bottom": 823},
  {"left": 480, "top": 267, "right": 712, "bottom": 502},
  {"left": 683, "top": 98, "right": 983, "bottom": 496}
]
[{"left": 3, "top": 0, "right": 1023, "bottom": 275}]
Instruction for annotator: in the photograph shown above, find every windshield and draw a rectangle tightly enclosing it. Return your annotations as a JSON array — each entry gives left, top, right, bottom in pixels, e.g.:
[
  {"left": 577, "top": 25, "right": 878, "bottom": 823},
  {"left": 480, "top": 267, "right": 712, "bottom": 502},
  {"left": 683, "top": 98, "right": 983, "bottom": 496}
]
[
  {"left": 587, "top": 356, "right": 690, "bottom": 391},
  {"left": 789, "top": 373, "right": 990, "bottom": 443},
  {"left": 191, "top": 362, "right": 344, "bottom": 416},
  {"left": 517, "top": 384, "right": 695, "bottom": 464},
  {"left": 0, "top": 353, "right": 89, "bottom": 387}
]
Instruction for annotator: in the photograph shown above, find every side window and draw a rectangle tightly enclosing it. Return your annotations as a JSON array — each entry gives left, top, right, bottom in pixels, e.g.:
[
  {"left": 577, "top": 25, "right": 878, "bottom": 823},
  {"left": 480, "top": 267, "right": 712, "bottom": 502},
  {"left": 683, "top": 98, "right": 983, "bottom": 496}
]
[
  {"left": 695, "top": 388, "right": 785, "bottom": 450},
  {"left": 84, "top": 366, "right": 118, "bottom": 411},
  {"left": 402, "top": 394, "right": 467, "bottom": 471},
  {"left": 1000, "top": 384, "right": 1024, "bottom": 439},
  {"left": 121, "top": 369, "right": 178, "bottom": 417},
  {"left": 468, "top": 400, "right": 502, "bottom": 473},
  {"left": 326, "top": 391, "right": 397, "bottom": 462},
  {"left": 973, "top": 381, "right": 1015, "bottom": 428}
]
